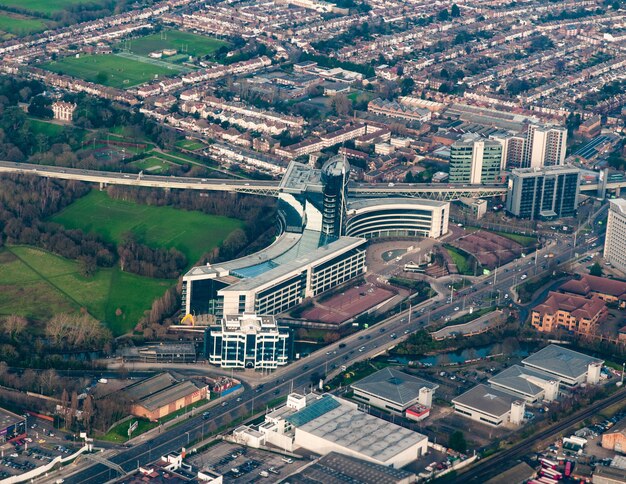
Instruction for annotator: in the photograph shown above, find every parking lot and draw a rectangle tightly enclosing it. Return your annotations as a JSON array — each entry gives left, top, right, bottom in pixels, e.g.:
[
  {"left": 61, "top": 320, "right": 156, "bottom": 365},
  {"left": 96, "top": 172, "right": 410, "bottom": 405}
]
[
  {"left": 189, "top": 441, "right": 306, "bottom": 482},
  {"left": 0, "top": 437, "right": 78, "bottom": 478}
]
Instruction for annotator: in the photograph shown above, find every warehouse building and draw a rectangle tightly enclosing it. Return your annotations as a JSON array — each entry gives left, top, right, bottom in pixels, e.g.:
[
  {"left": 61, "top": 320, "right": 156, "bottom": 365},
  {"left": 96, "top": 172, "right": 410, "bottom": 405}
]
[
  {"left": 488, "top": 365, "right": 559, "bottom": 403},
  {"left": 351, "top": 367, "right": 438, "bottom": 414},
  {"left": 452, "top": 384, "right": 526, "bottom": 427},
  {"left": 521, "top": 344, "right": 603, "bottom": 387},
  {"left": 238, "top": 393, "right": 428, "bottom": 468},
  {"left": 121, "top": 373, "right": 208, "bottom": 421},
  {"left": 0, "top": 407, "right": 26, "bottom": 443}
]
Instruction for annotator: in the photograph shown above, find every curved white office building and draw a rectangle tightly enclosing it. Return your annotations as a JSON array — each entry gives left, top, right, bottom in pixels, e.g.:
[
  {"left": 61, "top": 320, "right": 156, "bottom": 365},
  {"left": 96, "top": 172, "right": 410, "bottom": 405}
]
[{"left": 346, "top": 198, "right": 449, "bottom": 239}]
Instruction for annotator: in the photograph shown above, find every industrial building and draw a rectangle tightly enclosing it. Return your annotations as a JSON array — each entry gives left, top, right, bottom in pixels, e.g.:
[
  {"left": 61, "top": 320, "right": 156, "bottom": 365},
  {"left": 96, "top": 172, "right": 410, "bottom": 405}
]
[
  {"left": 287, "top": 451, "right": 417, "bottom": 484},
  {"left": 604, "top": 199, "right": 626, "bottom": 274},
  {"left": 235, "top": 393, "right": 428, "bottom": 468},
  {"left": 182, "top": 157, "right": 449, "bottom": 321},
  {"left": 351, "top": 367, "right": 438, "bottom": 414},
  {"left": 488, "top": 365, "right": 559, "bottom": 403},
  {"left": 204, "top": 313, "right": 291, "bottom": 369},
  {"left": 0, "top": 407, "right": 26, "bottom": 443},
  {"left": 121, "top": 373, "right": 208, "bottom": 421},
  {"left": 521, "top": 344, "right": 603, "bottom": 387},
  {"left": 505, "top": 165, "right": 580, "bottom": 220},
  {"left": 452, "top": 384, "right": 526, "bottom": 427},
  {"left": 602, "top": 418, "right": 626, "bottom": 452}
]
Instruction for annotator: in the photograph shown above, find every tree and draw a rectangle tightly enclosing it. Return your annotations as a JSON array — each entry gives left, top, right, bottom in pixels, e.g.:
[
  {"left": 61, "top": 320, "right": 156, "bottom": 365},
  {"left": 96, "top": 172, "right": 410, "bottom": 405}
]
[
  {"left": 331, "top": 94, "right": 353, "bottom": 116},
  {"left": 70, "top": 391, "right": 79, "bottom": 428},
  {"left": 3, "top": 315, "right": 27, "bottom": 340},
  {"left": 61, "top": 389, "right": 70, "bottom": 429},
  {"left": 449, "top": 430, "right": 467, "bottom": 453},
  {"left": 589, "top": 262, "right": 603, "bottom": 277},
  {"left": 437, "top": 8, "right": 450, "bottom": 21},
  {"left": 28, "top": 95, "right": 53, "bottom": 119},
  {"left": 451, "top": 3, "right": 461, "bottom": 17}
]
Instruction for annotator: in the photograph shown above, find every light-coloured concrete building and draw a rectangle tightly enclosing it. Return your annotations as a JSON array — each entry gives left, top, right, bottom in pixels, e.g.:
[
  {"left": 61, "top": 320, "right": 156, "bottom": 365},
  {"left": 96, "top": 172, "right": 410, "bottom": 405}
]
[
  {"left": 521, "top": 344, "right": 603, "bottom": 387},
  {"left": 605, "top": 199, "right": 626, "bottom": 274},
  {"left": 52, "top": 101, "right": 77, "bottom": 121},
  {"left": 351, "top": 367, "right": 438, "bottom": 414},
  {"left": 452, "top": 384, "right": 525, "bottom": 427},
  {"left": 488, "top": 365, "right": 559, "bottom": 403}
]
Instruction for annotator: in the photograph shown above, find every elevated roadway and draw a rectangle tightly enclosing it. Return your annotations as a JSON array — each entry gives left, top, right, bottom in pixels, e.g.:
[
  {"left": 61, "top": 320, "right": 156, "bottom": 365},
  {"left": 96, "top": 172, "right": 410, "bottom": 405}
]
[{"left": 1, "top": 161, "right": 624, "bottom": 201}]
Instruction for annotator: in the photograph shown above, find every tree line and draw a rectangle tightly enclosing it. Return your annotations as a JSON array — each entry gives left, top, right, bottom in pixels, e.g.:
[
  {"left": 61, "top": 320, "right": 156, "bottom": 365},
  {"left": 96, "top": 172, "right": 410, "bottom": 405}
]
[{"left": 118, "top": 232, "right": 187, "bottom": 280}]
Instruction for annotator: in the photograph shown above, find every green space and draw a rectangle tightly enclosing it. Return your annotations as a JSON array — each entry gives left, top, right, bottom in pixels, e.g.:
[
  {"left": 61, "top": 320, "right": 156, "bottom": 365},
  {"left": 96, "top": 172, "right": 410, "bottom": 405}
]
[
  {"left": 445, "top": 307, "right": 494, "bottom": 327},
  {"left": 444, "top": 244, "right": 481, "bottom": 276},
  {"left": 118, "top": 30, "right": 229, "bottom": 59},
  {"left": 50, "top": 190, "right": 243, "bottom": 266},
  {"left": 129, "top": 156, "right": 171, "bottom": 174},
  {"left": 0, "top": 246, "right": 172, "bottom": 335},
  {"left": 0, "top": 0, "right": 98, "bottom": 15},
  {"left": 0, "top": 13, "right": 47, "bottom": 35},
  {"left": 176, "top": 139, "right": 206, "bottom": 151},
  {"left": 388, "top": 277, "right": 433, "bottom": 296},
  {"left": 491, "top": 230, "right": 537, "bottom": 248},
  {"left": 101, "top": 398, "right": 208, "bottom": 443},
  {"left": 41, "top": 54, "right": 182, "bottom": 89}
]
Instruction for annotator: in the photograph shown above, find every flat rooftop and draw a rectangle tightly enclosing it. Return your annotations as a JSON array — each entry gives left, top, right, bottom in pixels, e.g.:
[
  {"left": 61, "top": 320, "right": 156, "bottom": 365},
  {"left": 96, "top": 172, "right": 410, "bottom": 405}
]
[
  {"left": 452, "top": 384, "right": 518, "bottom": 418},
  {"left": 351, "top": 367, "right": 438, "bottom": 406},
  {"left": 0, "top": 407, "right": 24, "bottom": 431},
  {"left": 522, "top": 344, "right": 603, "bottom": 380},
  {"left": 347, "top": 197, "right": 447, "bottom": 211},
  {"left": 280, "top": 161, "right": 322, "bottom": 193},
  {"left": 288, "top": 451, "right": 416, "bottom": 484},
  {"left": 291, "top": 395, "right": 427, "bottom": 464}
]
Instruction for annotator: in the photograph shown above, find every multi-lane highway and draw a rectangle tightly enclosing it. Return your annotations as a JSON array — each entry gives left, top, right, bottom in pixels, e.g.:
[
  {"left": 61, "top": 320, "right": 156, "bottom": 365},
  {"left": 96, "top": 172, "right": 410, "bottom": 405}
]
[{"left": 61, "top": 225, "right": 601, "bottom": 483}]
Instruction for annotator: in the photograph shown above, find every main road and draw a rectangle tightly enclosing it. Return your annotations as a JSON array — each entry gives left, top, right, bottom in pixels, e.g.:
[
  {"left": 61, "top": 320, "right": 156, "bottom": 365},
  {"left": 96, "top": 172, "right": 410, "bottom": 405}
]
[{"left": 62, "top": 228, "right": 597, "bottom": 483}]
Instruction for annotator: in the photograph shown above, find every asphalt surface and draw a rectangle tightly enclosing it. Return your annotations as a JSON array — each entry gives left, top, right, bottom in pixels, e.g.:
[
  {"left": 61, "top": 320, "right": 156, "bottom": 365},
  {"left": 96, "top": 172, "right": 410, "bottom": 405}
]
[{"left": 62, "top": 222, "right": 606, "bottom": 483}]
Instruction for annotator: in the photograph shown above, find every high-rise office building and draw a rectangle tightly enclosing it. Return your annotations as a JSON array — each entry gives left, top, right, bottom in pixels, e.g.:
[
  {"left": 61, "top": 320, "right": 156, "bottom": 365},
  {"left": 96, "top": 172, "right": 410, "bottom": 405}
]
[
  {"left": 320, "top": 156, "right": 350, "bottom": 236},
  {"left": 506, "top": 165, "right": 580, "bottom": 220},
  {"left": 205, "top": 313, "right": 292, "bottom": 369},
  {"left": 604, "top": 199, "right": 626, "bottom": 274},
  {"left": 449, "top": 134, "right": 502, "bottom": 184},
  {"left": 523, "top": 124, "right": 567, "bottom": 168},
  {"left": 490, "top": 133, "right": 525, "bottom": 169}
]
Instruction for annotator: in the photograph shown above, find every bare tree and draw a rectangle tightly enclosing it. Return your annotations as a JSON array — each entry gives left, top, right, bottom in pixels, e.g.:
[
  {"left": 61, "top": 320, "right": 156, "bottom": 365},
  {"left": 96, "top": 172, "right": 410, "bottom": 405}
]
[{"left": 3, "top": 315, "right": 27, "bottom": 340}]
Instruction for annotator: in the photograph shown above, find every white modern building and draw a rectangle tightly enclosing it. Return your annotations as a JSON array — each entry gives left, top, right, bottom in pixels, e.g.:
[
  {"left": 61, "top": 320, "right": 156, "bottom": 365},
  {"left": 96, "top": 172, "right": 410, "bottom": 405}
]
[
  {"left": 248, "top": 393, "right": 428, "bottom": 468},
  {"left": 351, "top": 367, "right": 438, "bottom": 414},
  {"left": 205, "top": 313, "right": 291, "bottom": 369},
  {"left": 452, "top": 384, "right": 526, "bottom": 427},
  {"left": 524, "top": 124, "right": 567, "bottom": 168},
  {"left": 346, "top": 199, "right": 449, "bottom": 239},
  {"left": 488, "top": 365, "right": 559, "bottom": 403},
  {"left": 521, "top": 344, "right": 604, "bottom": 387},
  {"left": 604, "top": 199, "right": 626, "bottom": 274}
]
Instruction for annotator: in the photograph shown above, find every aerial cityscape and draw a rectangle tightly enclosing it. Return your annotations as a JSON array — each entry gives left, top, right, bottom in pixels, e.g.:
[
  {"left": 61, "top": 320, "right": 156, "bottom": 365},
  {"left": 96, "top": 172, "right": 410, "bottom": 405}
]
[{"left": 0, "top": 0, "right": 624, "bottom": 483}]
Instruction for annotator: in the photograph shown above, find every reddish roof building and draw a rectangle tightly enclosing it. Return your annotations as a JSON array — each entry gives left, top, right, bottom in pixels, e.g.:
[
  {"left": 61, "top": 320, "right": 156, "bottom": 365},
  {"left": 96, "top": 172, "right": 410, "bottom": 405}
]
[
  {"left": 559, "top": 275, "right": 626, "bottom": 308},
  {"left": 531, "top": 291, "right": 607, "bottom": 334}
]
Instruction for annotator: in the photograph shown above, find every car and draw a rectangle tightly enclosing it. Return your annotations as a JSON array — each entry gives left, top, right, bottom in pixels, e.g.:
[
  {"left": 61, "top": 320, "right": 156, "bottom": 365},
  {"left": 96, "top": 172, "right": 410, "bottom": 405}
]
[
  {"left": 454, "top": 307, "right": 460, "bottom": 311},
  {"left": 236, "top": 397, "right": 242, "bottom": 402},
  {"left": 379, "top": 328, "right": 385, "bottom": 333},
  {"left": 221, "top": 401, "right": 228, "bottom": 407},
  {"left": 338, "top": 343, "right": 346, "bottom": 348},
  {"left": 359, "top": 347, "right": 365, "bottom": 352},
  {"left": 273, "top": 390, "right": 280, "bottom": 395}
]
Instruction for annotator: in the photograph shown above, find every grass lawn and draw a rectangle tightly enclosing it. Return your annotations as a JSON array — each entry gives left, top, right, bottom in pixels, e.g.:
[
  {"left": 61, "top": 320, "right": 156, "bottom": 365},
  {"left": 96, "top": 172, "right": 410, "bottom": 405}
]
[
  {"left": 41, "top": 54, "right": 182, "bottom": 89},
  {"left": 176, "top": 139, "right": 206, "bottom": 151},
  {"left": 118, "top": 30, "right": 229, "bottom": 59},
  {"left": 129, "top": 156, "right": 171, "bottom": 174},
  {"left": 491, "top": 230, "right": 537, "bottom": 248},
  {"left": 444, "top": 245, "right": 480, "bottom": 276},
  {"left": 0, "top": 0, "right": 102, "bottom": 15},
  {"left": 50, "top": 190, "right": 243, "bottom": 266},
  {"left": 101, "top": 398, "right": 209, "bottom": 442},
  {"left": 0, "top": 13, "right": 47, "bottom": 35},
  {"left": 0, "top": 246, "right": 172, "bottom": 335}
]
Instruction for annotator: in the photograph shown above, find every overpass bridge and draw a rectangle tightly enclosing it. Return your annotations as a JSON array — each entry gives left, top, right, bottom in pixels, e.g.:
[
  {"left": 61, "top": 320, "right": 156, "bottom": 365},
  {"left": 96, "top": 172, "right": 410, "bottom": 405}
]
[{"left": 0, "top": 161, "right": 623, "bottom": 201}]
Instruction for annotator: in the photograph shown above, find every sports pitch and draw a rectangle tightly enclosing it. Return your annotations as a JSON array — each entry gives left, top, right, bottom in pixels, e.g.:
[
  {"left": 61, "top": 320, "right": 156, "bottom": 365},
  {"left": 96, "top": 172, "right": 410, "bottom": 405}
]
[
  {"left": 50, "top": 190, "right": 244, "bottom": 267},
  {"left": 119, "top": 29, "right": 229, "bottom": 59},
  {"left": 0, "top": 0, "right": 100, "bottom": 15},
  {"left": 41, "top": 54, "right": 182, "bottom": 88}
]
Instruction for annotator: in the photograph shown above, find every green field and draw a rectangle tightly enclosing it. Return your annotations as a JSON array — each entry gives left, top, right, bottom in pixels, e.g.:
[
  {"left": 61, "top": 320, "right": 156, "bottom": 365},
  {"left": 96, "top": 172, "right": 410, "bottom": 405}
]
[
  {"left": 119, "top": 30, "right": 229, "bottom": 59},
  {"left": 444, "top": 245, "right": 480, "bottom": 276},
  {"left": 0, "top": 246, "right": 172, "bottom": 335},
  {"left": 0, "top": 13, "right": 47, "bottom": 35},
  {"left": 176, "top": 139, "right": 206, "bottom": 151},
  {"left": 129, "top": 156, "right": 172, "bottom": 174},
  {"left": 50, "top": 190, "right": 243, "bottom": 266},
  {"left": 41, "top": 54, "right": 182, "bottom": 88},
  {"left": 0, "top": 0, "right": 99, "bottom": 15}
]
